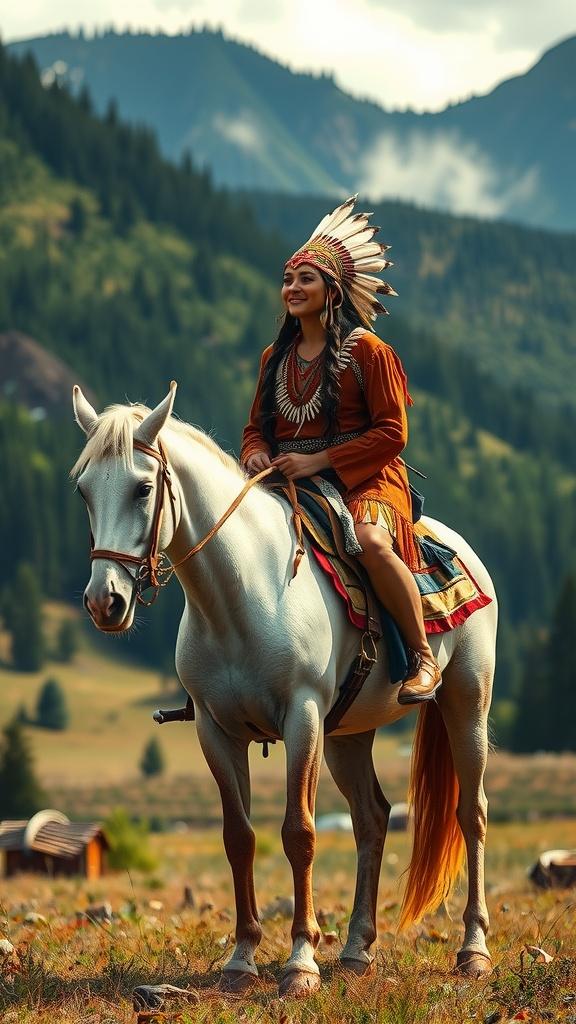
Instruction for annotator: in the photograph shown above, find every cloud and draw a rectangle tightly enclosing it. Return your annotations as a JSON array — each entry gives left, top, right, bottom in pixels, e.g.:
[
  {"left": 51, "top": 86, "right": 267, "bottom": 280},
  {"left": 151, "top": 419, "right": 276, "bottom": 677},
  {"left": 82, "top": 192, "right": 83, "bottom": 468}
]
[
  {"left": 357, "top": 131, "right": 539, "bottom": 218},
  {"left": 213, "top": 110, "right": 263, "bottom": 153},
  {"left": 365, "top": 0, "right": 576, "bottom": 51}
]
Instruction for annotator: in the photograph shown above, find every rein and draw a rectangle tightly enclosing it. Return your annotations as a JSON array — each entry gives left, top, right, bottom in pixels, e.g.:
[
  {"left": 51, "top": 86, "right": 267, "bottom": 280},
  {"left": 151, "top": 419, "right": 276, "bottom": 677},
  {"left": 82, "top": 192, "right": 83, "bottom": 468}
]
[{"left": 90, "top": 440, "right": 305, "bottom": 606}]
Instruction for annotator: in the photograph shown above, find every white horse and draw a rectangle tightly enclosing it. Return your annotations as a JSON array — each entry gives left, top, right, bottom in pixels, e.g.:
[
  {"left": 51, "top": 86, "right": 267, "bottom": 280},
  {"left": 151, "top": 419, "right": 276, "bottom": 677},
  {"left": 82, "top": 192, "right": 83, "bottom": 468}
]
[{"left": 71, "top": 382, "right": 497, "bottom": 999}]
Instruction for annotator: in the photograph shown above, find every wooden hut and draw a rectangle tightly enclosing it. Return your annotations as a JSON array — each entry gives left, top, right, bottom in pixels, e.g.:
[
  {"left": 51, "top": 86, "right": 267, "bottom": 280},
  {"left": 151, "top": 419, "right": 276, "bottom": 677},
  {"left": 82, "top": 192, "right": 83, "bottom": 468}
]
[{"left": 0, "top": 809, "right": 108, "bottom": 878}]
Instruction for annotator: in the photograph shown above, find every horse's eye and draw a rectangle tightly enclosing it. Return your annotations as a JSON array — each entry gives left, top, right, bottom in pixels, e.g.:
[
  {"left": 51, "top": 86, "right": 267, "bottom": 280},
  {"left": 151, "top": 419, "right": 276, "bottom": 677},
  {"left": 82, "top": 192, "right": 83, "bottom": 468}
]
[{"left": 136, "top": 483, "right": 153, "bottom": 499}]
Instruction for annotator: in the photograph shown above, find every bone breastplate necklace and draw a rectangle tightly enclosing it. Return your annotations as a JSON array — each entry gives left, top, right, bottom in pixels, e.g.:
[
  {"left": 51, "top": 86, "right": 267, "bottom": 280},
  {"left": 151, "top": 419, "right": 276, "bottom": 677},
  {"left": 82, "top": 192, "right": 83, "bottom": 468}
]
[{"left": 276, "top": 341, "right": 325, "bottom": 431}]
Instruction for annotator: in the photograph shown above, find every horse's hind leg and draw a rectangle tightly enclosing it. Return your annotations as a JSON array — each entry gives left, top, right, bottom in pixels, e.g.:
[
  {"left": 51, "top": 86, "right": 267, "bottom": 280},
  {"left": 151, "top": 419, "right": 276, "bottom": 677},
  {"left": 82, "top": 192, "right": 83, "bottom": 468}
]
[
  {"left": 195, "top": 713, "right": 262, "bottom": 992},
  {"left": 279, "top": 693, "right": 323, "bottom": 999},
  {"left": 439, "top": 656, "right": 493, "bottom": 977},
  {"left": 324, "top": 729, "right": 390, "bottom": 974}
]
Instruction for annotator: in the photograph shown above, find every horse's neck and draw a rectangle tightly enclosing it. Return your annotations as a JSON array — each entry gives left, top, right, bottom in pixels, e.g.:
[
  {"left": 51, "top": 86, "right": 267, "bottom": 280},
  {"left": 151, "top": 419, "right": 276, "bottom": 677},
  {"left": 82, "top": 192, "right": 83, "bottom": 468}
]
[{"left": 164, "top": 432, "right": 291, "bottom": 624}]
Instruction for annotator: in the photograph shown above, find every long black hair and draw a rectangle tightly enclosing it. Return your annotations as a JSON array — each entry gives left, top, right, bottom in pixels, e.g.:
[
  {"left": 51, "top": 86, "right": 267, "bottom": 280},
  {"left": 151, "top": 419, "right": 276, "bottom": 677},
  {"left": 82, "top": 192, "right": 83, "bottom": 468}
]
[{"left": 259, "top": 271, "right": 363, "bottom": 451}]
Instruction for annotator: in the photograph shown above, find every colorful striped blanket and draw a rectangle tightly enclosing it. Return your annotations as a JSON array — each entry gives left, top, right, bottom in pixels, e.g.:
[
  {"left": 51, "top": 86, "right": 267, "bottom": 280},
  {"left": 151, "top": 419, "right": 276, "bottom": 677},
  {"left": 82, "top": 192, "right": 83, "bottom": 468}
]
[{"left": 270, "top": 476, "right": 491, "bottom": 638}]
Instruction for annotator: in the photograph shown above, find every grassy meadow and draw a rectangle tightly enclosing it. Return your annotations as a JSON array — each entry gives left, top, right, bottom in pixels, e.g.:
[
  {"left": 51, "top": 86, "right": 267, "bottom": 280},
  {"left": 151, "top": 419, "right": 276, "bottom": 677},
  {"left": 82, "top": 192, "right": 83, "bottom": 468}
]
[
  {"left": 1, "top": 823, "right": 576, "bottom": 1023},
  {"left": 1, "top": 604, "right": 576, "bottom": 1021}
]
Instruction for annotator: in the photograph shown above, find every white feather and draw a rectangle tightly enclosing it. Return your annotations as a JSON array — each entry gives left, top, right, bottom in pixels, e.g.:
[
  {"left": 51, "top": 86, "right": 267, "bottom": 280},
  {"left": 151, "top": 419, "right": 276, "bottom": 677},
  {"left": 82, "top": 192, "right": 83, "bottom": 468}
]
[
  {"left": 332, "top": 215, "right": 372, "bottom": 241},
  {"left": 353, "top": 258, "right": 387, "bottom": 273},
  {"left": 354, "top": 273, "right": 394, "bottom": 292},
  {"left": 345, "top": 242, "right": 384, "bottom": 261},
  {"left": 311, "top": 195, "right": 357, "bottom": 238},
  {"left": 335, "top": 227, "right": 375, "bottom": 249}
]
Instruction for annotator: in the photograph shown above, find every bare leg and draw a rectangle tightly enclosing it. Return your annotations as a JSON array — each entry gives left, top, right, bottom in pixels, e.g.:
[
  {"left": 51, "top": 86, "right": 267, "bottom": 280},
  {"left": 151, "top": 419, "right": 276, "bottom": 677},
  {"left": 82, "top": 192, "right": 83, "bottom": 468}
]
[
  {"left": 195, "top": 713, "right": 262, "bottom": 990},
  {"left": 355, "top": 522, "right": 441, "bottom": 703},
  {"left": 438, "top": 659, "right": 492, "bottom": 976},
  {"left": 324, "top": 730, "right": 390, "bottom": 973},
  {"left": 279, "top": 693, "right": 323, "bottom": 999}
]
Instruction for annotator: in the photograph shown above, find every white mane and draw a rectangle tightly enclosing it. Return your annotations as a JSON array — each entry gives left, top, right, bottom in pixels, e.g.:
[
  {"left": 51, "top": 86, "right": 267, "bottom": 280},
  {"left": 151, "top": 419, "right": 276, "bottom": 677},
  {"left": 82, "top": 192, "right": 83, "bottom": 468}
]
[{"left": 70, "top": 403, "right": 244, "bottom": 479}]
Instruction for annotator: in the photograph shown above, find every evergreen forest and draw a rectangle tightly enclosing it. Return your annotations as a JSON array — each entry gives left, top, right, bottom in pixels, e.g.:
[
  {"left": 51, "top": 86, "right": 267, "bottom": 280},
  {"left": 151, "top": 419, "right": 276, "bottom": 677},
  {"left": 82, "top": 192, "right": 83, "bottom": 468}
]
[{"left": 1, "top": 43, "right": 575, "bottom": 748}]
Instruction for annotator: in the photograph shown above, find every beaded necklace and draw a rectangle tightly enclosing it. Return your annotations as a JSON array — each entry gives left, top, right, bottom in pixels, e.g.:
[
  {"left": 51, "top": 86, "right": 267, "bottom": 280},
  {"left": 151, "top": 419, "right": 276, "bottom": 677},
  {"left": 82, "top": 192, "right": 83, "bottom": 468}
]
[
  {"left": 274, "top": 329, "right": 365, "bottom": 433},
  {"left": 276, "top": 340, "right": 325, "bottom": 432}
]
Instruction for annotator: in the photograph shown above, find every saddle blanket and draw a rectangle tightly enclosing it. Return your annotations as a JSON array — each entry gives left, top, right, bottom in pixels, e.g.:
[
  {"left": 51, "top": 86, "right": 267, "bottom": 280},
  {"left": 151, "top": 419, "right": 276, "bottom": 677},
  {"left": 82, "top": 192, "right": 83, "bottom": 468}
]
[{"left": 271, "top": 476, "right": 492, "bottom": 637}]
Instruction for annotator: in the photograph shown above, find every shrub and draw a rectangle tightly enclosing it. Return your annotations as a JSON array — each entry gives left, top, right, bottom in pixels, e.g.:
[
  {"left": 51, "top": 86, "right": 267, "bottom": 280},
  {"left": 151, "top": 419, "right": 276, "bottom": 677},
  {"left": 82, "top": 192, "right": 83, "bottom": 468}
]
[
  {"left": 139, "top": 737, "right": 165, "bottom": 778},
  {"left": 104, "top": 808, "right": 158, "bottom": 873},
  {"left": 36, "top": 677, "right": 69, "bottom": 730}
]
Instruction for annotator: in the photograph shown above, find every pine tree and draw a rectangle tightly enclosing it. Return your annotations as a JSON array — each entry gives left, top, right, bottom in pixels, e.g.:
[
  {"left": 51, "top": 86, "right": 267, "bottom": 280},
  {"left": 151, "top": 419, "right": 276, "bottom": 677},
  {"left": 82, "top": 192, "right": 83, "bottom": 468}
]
[
  {"left": 0, "top": 719, "right": 45, "bottom": 818},
  {"left": 543, "top": 574, "right": 576, "bottom": 752},
  {"left": 68, "top": 196, "right": 87, "bottom": 237},
  {"left": 509, "top": 634, "right": 548, "bottom": 753},
  {"left": 115, "top": 191, "right": 139, "bottom": 235},
  {"left": 55, "top": 620, "right": 78, "bottom": 663},
  {"left": 10, "top": 563, "right": 44, "bottom": 672},
  {"left": 140, "top": 737, "right": 165, "bottom": 778},
  {"left": 36, "top": 678, "right": 69, "bottom": 730},
  {"left": 193, "top": 245, "right": 217, "bottom": 301},
  {"left": 511, "top": 574, "right": 576, "bottom": 753},
  {"left": 15, "top": 703, "right": 29, "bottom": 725},
  {"left": 105, "top": 97, "right": 118, "bottom": 126}
]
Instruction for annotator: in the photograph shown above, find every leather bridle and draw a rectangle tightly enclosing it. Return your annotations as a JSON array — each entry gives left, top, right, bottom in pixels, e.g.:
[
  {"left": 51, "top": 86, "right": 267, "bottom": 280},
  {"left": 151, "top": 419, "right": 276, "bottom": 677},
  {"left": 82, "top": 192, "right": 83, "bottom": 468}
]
[
  {"left": 89, "top": 440, "right": 303, "bottom": 607},
  {"left": 90, "top": 439, "right": 177, "bottom": 606}
]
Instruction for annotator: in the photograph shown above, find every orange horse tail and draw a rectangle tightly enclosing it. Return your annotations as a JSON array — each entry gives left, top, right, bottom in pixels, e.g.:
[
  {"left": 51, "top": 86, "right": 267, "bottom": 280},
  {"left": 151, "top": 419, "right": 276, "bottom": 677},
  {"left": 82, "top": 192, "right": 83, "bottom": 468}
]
[{"left": 399, "top": 701, "right": 465, "bottom": 930}]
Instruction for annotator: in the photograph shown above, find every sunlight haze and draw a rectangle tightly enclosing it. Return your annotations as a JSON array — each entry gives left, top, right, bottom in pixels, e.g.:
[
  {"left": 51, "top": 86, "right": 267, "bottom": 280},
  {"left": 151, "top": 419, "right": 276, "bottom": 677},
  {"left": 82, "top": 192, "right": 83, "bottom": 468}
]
[{"left": 3, "top": 0, "right": 575, "bottom": 111}]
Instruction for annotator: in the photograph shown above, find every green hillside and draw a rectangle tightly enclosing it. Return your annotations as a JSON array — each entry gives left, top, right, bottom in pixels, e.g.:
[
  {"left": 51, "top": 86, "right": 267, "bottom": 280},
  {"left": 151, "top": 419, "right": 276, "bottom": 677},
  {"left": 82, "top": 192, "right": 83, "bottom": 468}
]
[
  {"left": 1, "top": 42, "right": 575, "bottom": 732},
  {"left": 0, "top": 143, "right": 276, "bottom": 438}
]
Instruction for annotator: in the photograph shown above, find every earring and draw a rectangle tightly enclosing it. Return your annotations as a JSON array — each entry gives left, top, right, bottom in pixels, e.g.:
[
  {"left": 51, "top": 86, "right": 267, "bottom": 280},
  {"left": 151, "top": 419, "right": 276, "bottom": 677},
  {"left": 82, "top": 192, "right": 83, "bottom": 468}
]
[{"left": 320, "top": 292, "right": 334, "bottom": 330}]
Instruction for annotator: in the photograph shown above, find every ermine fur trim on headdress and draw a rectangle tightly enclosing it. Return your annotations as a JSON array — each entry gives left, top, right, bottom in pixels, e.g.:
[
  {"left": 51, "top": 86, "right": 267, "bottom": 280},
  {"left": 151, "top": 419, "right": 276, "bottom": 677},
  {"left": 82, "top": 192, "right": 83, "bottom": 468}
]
[{"left": 285, "top": 194, "right": 396, "bottom": 327}]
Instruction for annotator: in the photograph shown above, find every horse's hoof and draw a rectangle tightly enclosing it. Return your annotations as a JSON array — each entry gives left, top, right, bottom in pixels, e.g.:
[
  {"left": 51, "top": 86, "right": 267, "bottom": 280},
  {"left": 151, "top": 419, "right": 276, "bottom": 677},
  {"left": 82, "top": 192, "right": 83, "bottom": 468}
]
[
  {"left": 455, "top": 950, "right": 492, "bottom": 978},
  {"left": 279, "top": 967, "right": 321, "bottom": 1000},
  {"left": 340, "top": 957, "right": 373, "bottom": 977},
  {"left": 218, "top": 969, "right": 257, "bottom": 995},
  {"left": 133, "top": 984, "right": 197, "bottom": 1011}
]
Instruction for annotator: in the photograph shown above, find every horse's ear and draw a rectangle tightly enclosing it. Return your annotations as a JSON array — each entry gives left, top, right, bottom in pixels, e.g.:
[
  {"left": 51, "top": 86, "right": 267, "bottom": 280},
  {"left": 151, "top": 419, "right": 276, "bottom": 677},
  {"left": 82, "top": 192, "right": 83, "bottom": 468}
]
[
  {"left": 73, "top": 385, "right": 98, "bottom": 435},
  {"left": 134, "top": 381, "right": 178, "bottom": 447}
]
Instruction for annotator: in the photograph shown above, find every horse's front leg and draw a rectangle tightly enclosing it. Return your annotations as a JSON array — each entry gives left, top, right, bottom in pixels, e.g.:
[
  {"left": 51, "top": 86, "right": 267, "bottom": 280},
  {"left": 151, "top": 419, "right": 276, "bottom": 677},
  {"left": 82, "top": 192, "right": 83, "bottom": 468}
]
[
  {"left": 279, "top": 693, "right": 323, "bottom": 999},
  {"left": 324, "top": 729, "right": 390, "bottom": 973},
  {"left": 195, "top": 712, "right": 262, "bottom": 993}
]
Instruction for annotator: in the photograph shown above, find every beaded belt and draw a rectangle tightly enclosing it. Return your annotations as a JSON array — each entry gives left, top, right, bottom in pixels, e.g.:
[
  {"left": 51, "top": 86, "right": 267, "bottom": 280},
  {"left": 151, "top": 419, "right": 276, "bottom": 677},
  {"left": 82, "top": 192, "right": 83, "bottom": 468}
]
[{"left": 275, "top": 431, "right": 362, "bottom": 454}]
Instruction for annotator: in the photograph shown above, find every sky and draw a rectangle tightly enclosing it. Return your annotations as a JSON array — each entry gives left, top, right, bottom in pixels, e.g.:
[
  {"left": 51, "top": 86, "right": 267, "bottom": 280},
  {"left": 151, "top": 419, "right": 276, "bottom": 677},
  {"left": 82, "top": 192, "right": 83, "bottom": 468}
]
[{"left": 2, "top": 0, "right": 575, "bottom": 112}]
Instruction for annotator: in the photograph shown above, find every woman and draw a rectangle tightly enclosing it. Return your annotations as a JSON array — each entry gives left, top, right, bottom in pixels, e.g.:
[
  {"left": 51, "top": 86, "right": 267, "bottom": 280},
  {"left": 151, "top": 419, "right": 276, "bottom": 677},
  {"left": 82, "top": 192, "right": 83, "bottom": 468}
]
[{"left": 240, "top": 196, "right": 441, "bottom": 704}]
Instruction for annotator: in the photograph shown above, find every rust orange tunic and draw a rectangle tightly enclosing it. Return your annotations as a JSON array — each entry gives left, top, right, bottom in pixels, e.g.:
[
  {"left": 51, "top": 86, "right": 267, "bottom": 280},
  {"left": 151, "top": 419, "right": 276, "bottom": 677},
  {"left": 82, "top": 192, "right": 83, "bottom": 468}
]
[{"left": 240, "top": 330, "right": 419, "bottom": 569}]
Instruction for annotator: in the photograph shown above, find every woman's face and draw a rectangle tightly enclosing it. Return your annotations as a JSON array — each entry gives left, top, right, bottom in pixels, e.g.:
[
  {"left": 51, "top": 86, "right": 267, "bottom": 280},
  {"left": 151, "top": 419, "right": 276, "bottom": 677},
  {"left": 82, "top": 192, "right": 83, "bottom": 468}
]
[{"left": 282, "top": 263, "right": 326, "bottom": 318}]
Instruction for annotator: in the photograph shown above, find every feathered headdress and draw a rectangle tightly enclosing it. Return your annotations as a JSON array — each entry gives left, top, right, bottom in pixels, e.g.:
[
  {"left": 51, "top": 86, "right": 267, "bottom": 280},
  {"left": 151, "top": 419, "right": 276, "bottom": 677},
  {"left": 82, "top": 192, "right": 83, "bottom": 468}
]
[{"left": 285, "top": 194, "right": 396, "bottom": 328}]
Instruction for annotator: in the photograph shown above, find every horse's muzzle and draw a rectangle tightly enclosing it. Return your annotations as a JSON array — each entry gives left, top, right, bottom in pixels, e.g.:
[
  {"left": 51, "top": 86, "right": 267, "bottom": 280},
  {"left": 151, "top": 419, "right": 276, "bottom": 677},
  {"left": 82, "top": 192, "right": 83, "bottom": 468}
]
[{"left": 84, "top": 587, "right": 131, "bottom": 631}]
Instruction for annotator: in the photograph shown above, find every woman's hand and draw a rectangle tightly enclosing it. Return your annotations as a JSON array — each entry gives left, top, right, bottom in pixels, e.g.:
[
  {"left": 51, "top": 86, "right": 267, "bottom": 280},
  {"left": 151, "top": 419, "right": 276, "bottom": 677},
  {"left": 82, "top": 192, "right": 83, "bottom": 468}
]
[
  {"left": 271, "top": 451, "right": 330, "bottom": 480},
  {"left": 245, "top": 451, "right": 272, "bottom": 476}
]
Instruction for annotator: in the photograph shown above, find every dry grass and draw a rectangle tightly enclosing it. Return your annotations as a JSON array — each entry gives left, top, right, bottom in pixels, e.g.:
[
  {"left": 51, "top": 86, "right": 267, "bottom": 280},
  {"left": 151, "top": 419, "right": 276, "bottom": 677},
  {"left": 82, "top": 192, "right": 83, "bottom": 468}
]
[
  {"left": 1, "top": 823, "right": 575, "bottom": 1023},
  {"left": 2, "top": 605, "right": 576, "bottom": 1020}
]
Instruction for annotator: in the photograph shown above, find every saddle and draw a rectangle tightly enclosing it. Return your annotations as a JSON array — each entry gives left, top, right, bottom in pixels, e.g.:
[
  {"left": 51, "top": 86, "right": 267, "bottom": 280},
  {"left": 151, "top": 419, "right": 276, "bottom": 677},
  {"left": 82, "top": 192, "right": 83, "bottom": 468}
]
[
  {"left": 269, "top": 472, "right": 492, "bottom": 655},
  {"left": 269, "top": 474, "right": 410, "bottom": 685}
]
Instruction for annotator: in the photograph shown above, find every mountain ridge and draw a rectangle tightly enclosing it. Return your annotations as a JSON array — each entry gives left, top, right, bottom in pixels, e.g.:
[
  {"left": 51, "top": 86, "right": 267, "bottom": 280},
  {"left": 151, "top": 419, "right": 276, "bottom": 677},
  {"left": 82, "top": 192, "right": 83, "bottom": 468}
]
[{"left": 7, "top": 28, "right": 576, "bottom": 229}]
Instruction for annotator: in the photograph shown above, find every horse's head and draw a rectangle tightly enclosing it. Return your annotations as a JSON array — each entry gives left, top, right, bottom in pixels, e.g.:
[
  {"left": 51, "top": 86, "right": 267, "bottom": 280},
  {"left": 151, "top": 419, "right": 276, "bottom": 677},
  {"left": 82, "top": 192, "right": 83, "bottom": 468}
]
[{"left": 71, "top": 383, "right": 179, "bottom": 632}]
